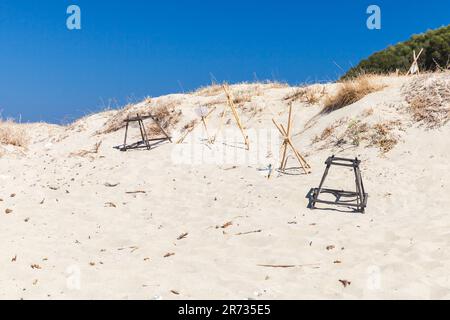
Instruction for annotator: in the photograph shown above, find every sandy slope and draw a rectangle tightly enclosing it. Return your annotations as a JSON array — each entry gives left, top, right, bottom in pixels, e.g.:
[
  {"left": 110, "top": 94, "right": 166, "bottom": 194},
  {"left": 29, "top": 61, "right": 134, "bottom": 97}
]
[{"left": 1, "top": 74, "right": 449, "bottom": 299}]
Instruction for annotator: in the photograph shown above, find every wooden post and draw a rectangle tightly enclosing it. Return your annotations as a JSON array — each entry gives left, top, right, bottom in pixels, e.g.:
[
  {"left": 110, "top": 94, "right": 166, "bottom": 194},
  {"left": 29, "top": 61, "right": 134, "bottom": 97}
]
[
  {"left": 177, "top": 107, "right": 216, "bottom": 144},
  {"left": 201, "top": 116, "right": 212, "bottom": 144},
  {"left": 213, "top": 84, "right": 250, "bottom": 150},
  {"left": 407, "top": 48, "right": 424, "bottom": 75},
  {"left": 272, "top": 104, "right": 311, "bottom": 174}
]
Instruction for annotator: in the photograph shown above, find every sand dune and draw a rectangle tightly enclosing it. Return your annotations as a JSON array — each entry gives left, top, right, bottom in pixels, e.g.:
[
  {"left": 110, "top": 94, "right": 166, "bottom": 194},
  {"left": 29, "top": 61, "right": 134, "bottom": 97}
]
[{"left": 0, "top": 73, "right": 449, "bottom": 299}]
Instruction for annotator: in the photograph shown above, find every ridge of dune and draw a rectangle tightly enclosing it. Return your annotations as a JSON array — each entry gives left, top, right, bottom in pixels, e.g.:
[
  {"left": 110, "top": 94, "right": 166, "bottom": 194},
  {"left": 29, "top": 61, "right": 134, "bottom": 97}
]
[{"left": 0, "top": 73, "right": 449, "bottom": 299}]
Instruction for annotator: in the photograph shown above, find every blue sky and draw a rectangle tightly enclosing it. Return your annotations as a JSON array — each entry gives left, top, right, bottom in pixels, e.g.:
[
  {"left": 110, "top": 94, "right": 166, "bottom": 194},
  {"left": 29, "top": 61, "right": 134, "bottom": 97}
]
[{"left": 0, "top": 1, "right": 448, "bottom": 123}]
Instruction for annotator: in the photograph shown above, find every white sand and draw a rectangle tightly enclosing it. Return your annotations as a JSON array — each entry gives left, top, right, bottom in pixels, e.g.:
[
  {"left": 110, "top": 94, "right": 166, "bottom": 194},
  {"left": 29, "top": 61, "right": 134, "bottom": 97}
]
[{"left": 1, "top": 74, "right": 450, "bottom": 300}]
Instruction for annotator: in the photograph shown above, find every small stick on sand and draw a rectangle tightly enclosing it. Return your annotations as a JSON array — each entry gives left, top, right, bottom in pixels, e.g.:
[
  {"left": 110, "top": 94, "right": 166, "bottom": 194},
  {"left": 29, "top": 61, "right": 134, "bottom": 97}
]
[
  {"left": 219, "top": 221, "right": 233, "bottom": 229},
  {"left": 235, "top": 229, "right": 262, "bottom": 236},
  {"left": 177, "top": 233, "right": 189, "bottom": 240},
  {"left": 125, "top": 190, "right": 147, "bottom": 194},
  {"left": 257, "top": 264, "right": 296, "bottom": 268},
  {"left": 257, "top": 263, "right": 320, "bottom": 268},
  {"left": 164, "top": 252, "right": 175, "bottom": 258},
  {"left": 104, "top": 182, "right": 120, "bottom": 187}
]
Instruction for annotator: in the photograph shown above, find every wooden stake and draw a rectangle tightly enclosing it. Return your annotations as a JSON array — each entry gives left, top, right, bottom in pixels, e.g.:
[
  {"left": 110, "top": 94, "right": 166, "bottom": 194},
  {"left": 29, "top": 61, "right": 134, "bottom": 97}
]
[
  {"left": 201, "top": 116, "right": 212, "bottom": 144},
  {"left": 407, "top": 48, "right": 424, "bottom": 75},
  {"left": 272, "top": 103, "right": 311, "bottom": 174},
  {"left": 177, "top": 107, "right": 216, "bottom": 144},
  {"left": 213, "top": 84, "right": 250, "bottom": 150}
]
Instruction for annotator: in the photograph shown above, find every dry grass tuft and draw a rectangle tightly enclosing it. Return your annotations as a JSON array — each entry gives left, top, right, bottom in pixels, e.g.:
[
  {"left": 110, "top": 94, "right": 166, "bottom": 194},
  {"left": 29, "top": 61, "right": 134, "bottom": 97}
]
[
  {"left": 403, "top": 72, "right": 450, "bottom": 128},
  {"left": 70, "top": 141, "right": 102, "bottom": 158},
  {"left": 0, "top": 120, "right": 29, "bottom": 148},
  {"left": 322, "top": 75, "right": 386, "bottom": 113},
  {"left": 145, "top": 101, "right": 182, "bottom": 137},
  {"left": 362, "top": 107, "right": 374, "bottom": 117},
  {"left": 341, "top": 120, "right": 400, "bottom": 153},
  {"left": 311, "top": 118, "right": 348, "bottom": 145},
  {"left": 263, "top": 81, "right": 289, "bottom": 89},
  {"left": 369, "top": 121, "right": 400, "bottom": 153},
  {"left": 312, "top": 125, "right": 335, "bottom": 144},
  {"left": 232, "top": 90, "right": 254, "bottom": 106},
  {"left": 285, "top": 85, "right": 326, "bottom": 104},
  {"left": 99, "top": 103, "right": 138, "bottom": 134},
  {"left": 194, "top": 84, "right": 224, "bottom": 97},
  {"left": 312, "top": 118, "right": 402, "bottom": 153},
  {"left": 200, "top": 84, "right": 263, "bottom": 109},
  {"left": 227, "top": 85, "right": 264, "bottom": 107},
  {"left": 99, "top": 98, "right": 182, "bottom": 135},
  {"left": 344, "top": 120, "right": 370, "bottom": 147},
  {"left": 183, "top": 119, "right": 197, "bottom": 132},
  {"left": 195, "top": 81, "right": 287, "bottom": 97}
]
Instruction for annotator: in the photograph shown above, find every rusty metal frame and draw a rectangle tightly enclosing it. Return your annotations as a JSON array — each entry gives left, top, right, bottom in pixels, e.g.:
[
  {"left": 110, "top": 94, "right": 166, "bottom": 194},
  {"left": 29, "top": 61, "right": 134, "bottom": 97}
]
[
  {"left": 116, "top": 113, "right": 172, "bottom": 152},
  {"left": 308, "top": 156, "right": 368, "bottom": 213}
]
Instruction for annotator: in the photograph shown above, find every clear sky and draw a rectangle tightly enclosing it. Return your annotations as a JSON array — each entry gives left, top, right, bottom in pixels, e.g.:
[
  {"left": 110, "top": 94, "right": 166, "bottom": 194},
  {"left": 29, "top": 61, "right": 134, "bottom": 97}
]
[{"left": 0, "top": 1, "right": 449, "bottom": 123}]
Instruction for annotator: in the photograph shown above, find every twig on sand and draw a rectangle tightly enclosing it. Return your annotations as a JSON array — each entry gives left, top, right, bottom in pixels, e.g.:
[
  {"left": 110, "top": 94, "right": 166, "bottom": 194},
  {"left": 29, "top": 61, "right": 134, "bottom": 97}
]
[
  {"left": 104, "top": 202, "right": 117, "bottom": 208},
  {"left": 339, "top": 279, "right": 351, "bottom": 288},
  {"left": 235, "top": 229, "right": 262, "bottom": 236},
  {"left": 177, "top": 233, "right": 189, "bottom": 240},
  {"left": 125, "top": 190, "right": 147, "bottom": 194},
  {"left": 70, "top": 141, "right": 102, "bottom": 158},
  {"left": 218, "top": 221, "right": 233, "bottom": 229},
  {"left": 104, "top": 182, "right": 120, "bottom": 187},
  {"left": 257, "top": 263, "right": 320, "bottom": 269}
]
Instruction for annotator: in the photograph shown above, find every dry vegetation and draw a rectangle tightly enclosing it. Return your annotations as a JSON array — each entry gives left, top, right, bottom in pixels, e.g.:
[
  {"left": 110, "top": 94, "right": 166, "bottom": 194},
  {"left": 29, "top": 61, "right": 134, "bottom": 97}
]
[
  {"left": 99, "top": 98, "right": 182, "bottom": 135},
  {"left": 99, "top": 103, "right": 141, "bottom": 134},
  {"left": 322, "top": 75, "right": 386, "bottom": 113},
  {"left": 69, "top": 141, "right": 102, "bottom": 159},
  {"left": 0, "top": 120, "right": 29, "bottom": 148},
  {"left": 194, "top": 84, "right": 224, "bottom": 97},
  {"left": 194, "top": 81, "right": 287, "bottom": 97},
  {"left": 145, "top": 102, "right": 182, "bottom": 137},
  {"left": 182, "top": 119, "right": 198, "bottom": 133},
  {"left": 403, "top": 72, "right": 450, "bottom": 128},
  {"left": 285, "top": 85, "right": 327, "bottom": 105},
  {"left": 197, "top": 84, "right": 265, "bottom": 111},
  {"left": 231, "top": 88, "right": 260, "bottom": 107},
  {"left": 369, "top": 121, "right": 401, "bottom": 153},
  {"left": 313, "top": 118, "right": 402, "bottom": 153}
]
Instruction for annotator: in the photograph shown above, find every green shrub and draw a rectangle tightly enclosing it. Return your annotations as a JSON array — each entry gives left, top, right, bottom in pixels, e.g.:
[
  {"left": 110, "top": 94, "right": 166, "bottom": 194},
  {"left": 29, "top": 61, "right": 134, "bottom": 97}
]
[{"left": 343, "top": 25, "right": 450, "bottom": 79}]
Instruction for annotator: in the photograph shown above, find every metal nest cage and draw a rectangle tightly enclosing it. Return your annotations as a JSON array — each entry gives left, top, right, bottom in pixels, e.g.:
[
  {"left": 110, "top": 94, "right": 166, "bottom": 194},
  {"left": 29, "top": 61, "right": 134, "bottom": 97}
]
[
  {"left": 308, "top": 156, "right": 368, "bottom": 213},
  {"left": 115, "top": 113, "right": 172, "bottom": 152}
]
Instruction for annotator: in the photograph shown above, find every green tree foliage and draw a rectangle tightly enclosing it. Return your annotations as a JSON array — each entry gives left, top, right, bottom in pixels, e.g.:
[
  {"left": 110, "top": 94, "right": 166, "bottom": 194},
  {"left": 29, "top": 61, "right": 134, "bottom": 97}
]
[{"left": 343, "top": 25, "right": 450, "bottom": 79}]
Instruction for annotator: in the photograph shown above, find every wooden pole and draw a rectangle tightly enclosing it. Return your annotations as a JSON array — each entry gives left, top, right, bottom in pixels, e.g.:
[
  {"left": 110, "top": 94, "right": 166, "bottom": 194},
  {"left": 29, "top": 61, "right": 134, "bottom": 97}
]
[
  {"left": 201, "top": 116, "right": 212, "bottom": 143},
  {"left": 220, "top": 84, "right": 250, "bottom": 150},
  {"left": 272, "top": 104, "right": 311, "bottom": 174},
  {"left": 177, "top": 107, "right": 216, "bottom": 144}
]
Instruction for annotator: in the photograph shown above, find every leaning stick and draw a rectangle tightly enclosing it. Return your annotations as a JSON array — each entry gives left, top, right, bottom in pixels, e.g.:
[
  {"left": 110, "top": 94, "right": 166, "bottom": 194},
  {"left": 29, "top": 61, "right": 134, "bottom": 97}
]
[
  {"left": 273, "top": 119, "right": 310, "bottom": 174},
  {"left": 201, "top": 116, "right": 212, "bottom": 143},
  {"left": 272, "top": 119, "right": 288, "bottom": 170},
  {"left": 177, "top": 107, "right": 216, "bottom": 144},
  {"left": 222, "top": 85, "right": 250, "bottom": 150},
  {"left": 213, "top": 104, "right": 228, "bottom": 143},
  {"left": 279, "top": 124, "right": 311, "bottom": 169}
]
